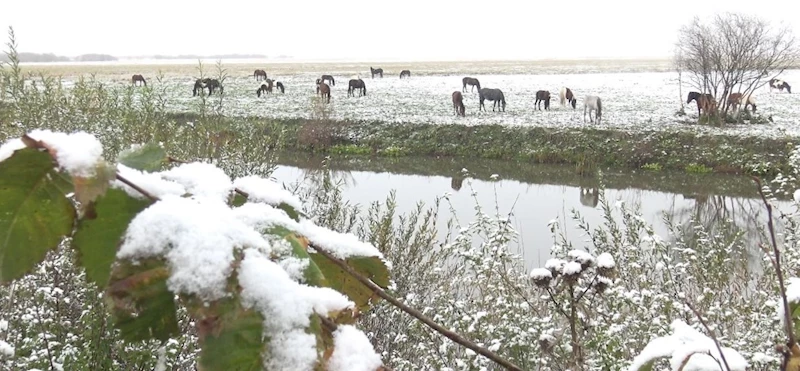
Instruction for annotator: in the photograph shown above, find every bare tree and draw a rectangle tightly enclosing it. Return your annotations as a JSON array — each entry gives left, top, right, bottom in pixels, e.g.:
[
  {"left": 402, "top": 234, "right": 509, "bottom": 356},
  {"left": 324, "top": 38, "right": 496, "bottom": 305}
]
[{"left": 675, "top": 13, "right": 798, "bottom": 123}]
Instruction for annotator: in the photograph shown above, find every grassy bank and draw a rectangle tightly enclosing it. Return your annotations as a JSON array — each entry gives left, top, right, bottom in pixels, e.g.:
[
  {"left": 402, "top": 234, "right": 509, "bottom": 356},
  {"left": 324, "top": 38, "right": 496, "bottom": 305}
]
[{"left": 162, "top": 113, "right": 795, "bottom": 177}]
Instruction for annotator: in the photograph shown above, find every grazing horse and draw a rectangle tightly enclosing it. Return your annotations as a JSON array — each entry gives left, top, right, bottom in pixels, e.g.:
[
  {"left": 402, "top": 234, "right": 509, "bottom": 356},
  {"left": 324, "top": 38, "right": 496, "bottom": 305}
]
[
  {"left": 478, "top": 88, "right": 506, "bottom": 112},
  {"left": 559, "top": 87, "right": 576, "bottom": 109},
  {"left": 316, "top": 81, "right": 331, "bottom": 103},
  {"left": 535, "top": 90, "right": 551, "bottom": 110},
  {"left": 256, "top": 80, "right": 273, "bottom": 97},
  {"left": 462, "top": 77, "right": 481, "bottom": 93},
  {"left": 370, "top": 67, "right": 384, "bottom": 78},
  {"left": 583, "top": 95, "right": 602, "bottom": 124},
  {"left": 399, "top": 70, "right": 411, "bottom": 79},
  {"left": 726, "top": 93, "right": 757, "bottom": 113},
  {"left": 769, "top": 78, "right": 792, "bottom": 93},
  {"left": 275, "top": 81, "right": 285, "bottom": 94},
  {"left": 193, "top": 78, "right": 223, "bottom": 96},
  {"left": 254, "top": 69, "right": 267, "bottom": 81},
  {"left": 348, "top": 79, "right": 367, "bottom": 97},
  {"left": 686, "top": 91, "right": 715, "bottom": 117},
  {"left": 131, "top": 74, "right": 147, "bottom": 87},
  {"left": 452, "top": 91, "right": 465, "bottom": 117},
  {"left": 320, "top": 75, "right": 335, "bottom": 86}
]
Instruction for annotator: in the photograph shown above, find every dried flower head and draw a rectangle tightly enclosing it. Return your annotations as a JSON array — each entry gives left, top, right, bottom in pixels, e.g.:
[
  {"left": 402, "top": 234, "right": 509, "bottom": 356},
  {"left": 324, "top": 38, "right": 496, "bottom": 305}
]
[
  {"left": 530, "top": 268, "right": 553, "bottom": 288},
  {"left": 596, "top": 252, "right": 616, "bottom": 277},
  {"left": 568, "top": 249, "right": 595, "bottom": 270}
]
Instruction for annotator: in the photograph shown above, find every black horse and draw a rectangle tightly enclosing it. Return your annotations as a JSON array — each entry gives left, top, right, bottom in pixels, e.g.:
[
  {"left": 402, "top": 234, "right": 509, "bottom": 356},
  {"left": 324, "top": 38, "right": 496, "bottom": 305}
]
[
  {"left": 479, "top": 88, "right": 506, "bottom": 112},
  {"left": 275, "top": 81, "right": 285, "bottom": 94},
  {"left": 535, "top": 90, "right": 551, "bottom": 110},
  {"left": 348, "top": 79, "right": 367, "bottom": 97},
  {"left": 399, "top": 70, "right": 411, "bottom": 79},
  {"left": 462, "top": 77, "right": 481, "bottom": 93},
  {"left": 370, "top": 67, "right": 383, "bottom": 78},
  {"left": 193, "top": 78, "right": 223, "bottom": 96},
  {"left": 320, "top": 75, "right": 335, "bottom": 86}
]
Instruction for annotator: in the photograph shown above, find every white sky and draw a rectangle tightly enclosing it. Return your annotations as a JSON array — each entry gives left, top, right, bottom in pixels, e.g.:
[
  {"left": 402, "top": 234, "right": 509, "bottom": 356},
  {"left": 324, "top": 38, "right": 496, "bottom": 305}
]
[{"left": 1, "top": 0, "right": 797, "bottom": 61}]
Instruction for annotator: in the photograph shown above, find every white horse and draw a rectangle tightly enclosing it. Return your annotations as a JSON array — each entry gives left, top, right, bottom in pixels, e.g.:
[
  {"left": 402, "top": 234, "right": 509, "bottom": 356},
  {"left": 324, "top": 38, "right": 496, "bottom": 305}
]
[
  {"left": 559, "top": 87, "right": 577, "bottom": 109},
  {"left": 583, "top": 95, "right": 602, "bottom": 124},
  {"left": 769, "top": 78, "right": 792, "bottom": 93}
]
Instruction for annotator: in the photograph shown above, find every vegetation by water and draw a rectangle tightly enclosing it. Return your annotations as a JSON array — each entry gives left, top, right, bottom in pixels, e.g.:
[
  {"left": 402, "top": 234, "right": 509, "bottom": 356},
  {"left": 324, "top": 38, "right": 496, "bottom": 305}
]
[{"left": 5, "top": 30, "right": 800, "bottom": 371}]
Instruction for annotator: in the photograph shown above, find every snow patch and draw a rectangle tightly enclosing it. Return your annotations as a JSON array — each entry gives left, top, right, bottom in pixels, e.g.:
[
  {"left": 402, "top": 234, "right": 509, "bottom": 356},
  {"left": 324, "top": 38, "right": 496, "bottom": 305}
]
[
  {"left": 161, "top": 162, "right": 233, "bottom": 202},
  {"left": 234, "top": 175, "right": 304, "bottom": 211},
  {"left": 328, "top": 324, "right": 384, "bottom": 371},
  {"left": 0, "top": 130, "right": 104, "bottom": 177}
]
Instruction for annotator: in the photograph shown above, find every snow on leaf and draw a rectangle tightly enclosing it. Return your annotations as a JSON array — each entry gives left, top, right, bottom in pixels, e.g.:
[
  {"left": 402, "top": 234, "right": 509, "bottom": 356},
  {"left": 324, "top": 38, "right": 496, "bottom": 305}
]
[
  {"left": 233, "top": 175, "right": 304, "bottom": 211},
  {"left": 327, "top": 324, "right": 383, "bottom": 371},
  {"left": 21, "top": 129, "right": 105, "bottom": 177},
  {"left": 113, "top": 164, "right": 185, "bottom": 200},
  {"left": 160, "top": 162, "right": 233, "bottom": 202}
]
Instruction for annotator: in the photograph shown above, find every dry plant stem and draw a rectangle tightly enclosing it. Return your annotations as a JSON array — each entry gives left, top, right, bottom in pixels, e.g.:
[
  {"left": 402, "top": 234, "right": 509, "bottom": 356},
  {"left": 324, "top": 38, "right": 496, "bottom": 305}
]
[
  {"left": 311, "top": 244, "right": 524, "bottom": 371},
  {"left": 683, "top": 300, "right": 731, "bottom": 371},
  {"left": 115, "top": 174, "right": 158, "bottom": 201},
  {"left": 753, "top": 176, "right": 796, "bottom": 346}
]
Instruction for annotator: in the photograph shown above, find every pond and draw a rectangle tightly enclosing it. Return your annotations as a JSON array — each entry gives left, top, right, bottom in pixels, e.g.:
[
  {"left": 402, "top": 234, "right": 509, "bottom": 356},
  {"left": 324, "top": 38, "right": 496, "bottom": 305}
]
[{"left": 271, "top": 153, "right": 792, "bottom": 270}]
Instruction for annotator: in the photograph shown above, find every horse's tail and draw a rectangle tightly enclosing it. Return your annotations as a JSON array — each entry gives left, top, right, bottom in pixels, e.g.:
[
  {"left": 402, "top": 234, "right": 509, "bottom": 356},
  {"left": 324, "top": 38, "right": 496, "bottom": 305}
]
[{"left": 596, "top": 98, "right": 602, "bottom": 118}]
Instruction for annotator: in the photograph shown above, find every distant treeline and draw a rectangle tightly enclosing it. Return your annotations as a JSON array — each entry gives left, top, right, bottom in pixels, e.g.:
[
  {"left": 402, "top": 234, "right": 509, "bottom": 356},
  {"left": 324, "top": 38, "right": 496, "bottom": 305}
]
[
  {"left": 0, "top": 52, "right": 118, "bottom": 63},
  {"left": 150, "top": 54, "right": 269, "bottom": 60}
]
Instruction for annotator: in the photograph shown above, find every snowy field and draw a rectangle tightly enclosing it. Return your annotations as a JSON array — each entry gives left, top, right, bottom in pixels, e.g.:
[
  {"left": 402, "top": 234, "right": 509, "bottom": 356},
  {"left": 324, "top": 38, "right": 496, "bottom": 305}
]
[{"left": 33, "top": 61, "right": 800, "bottom": 138}]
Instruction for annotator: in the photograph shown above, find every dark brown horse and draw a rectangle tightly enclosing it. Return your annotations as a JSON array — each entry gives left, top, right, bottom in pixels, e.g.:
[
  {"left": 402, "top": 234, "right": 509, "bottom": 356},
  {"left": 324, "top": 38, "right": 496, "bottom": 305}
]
[
  {"left": 316, "top": 80, "right": 331, "bottom": 103},
  {"left": 348, "top": 79, "right": 367, "bottom": 97},
  {"left": 560, "top": 87, "right": 576, "bottom": 108},
  {"left": 275, "top": 81, "right": 285, "bottom": 94},
  {"left": 535, "top": 90, "right": 551, "bottom": 110},
  {"left": 370, "top": 67, "right": 383, "bottom": 78},
  {"left": 254, "top": 69, "right": 267, "bottom": 81},
  {"left": 399, "top": 70, "right": 411, "bottom": 79},
  {"left": 132, "top": 74, "right": 147, "bottom": 87},
  {"left": 193, "top": 78, "right": 223, "bottom": 96},
  {"left": 769, "top": 78, "right": 792, "bottom": 93},
  {"left": 320, "top": 75, "right": 335, "bottom": 86},
  {"left": 686, "top": 91, "right": 715, "bottom": 117},
  {"left": 257, "top": 80, "right": 273, "bottom": 97},
  {"left": 462, "top": 77, "right": 481, "bottom": 93},
  {"left": 479, "top": 88, "right": 506, "bottom": 112},
  {"left": 452, "top": 91, "right": 465, "bottom": 117}
]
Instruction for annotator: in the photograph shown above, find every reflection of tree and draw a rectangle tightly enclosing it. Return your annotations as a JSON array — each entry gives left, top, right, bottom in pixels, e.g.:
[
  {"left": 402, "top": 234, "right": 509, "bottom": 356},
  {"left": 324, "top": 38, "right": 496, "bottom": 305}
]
[
  {"left": 451, "top": 176, "right": 464, "bottom": 191},
  {"left": 579, "top": 187, "right": 599, "bottom": 208},
  {"left": 298, "top": 162, "right": 357, "bottom": 193}
]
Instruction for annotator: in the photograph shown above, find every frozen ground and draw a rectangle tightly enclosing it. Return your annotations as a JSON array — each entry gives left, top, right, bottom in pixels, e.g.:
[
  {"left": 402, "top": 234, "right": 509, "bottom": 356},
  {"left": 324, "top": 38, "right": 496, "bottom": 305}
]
[{"left": 41, "top": 62, "right": 800, "bottom": 138}]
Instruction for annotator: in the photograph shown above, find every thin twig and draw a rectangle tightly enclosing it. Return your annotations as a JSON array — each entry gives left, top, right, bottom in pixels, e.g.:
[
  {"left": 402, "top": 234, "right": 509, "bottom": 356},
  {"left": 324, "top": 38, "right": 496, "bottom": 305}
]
[
  {"left": 116, "top": 173, "right": 158, "bottom": 202},
  {"left": 753, "top": 176, "right": 796, "bottom": 346},
  {"left": 312, "top": 244, "right": 523, "bottom": 371},
  {"left": 545, "top": 286, "right": 570, "bottom": 319},
  {"left": 683, "top": 300, "right": 732, "bottom": 371}
]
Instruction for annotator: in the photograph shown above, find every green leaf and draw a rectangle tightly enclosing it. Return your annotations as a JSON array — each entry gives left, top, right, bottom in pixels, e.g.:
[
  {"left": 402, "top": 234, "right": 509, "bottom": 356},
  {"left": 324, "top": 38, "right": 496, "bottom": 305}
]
[
  {"left": 231, "top": 193, "right": 247, "bottom": 207},
  {"left": 266, "top": 226, "right": 325, "bottom": 286},
  {"left": 631, "top": 360, "right": 655, "bottom": 371},
  {"left": 0, "top": 147, "right": 76, "bottom": 283},
  {"left": 277, "top": 202, "right": 300, "bottom": 222},
  {"left": 117, "top": 143, "right": 167, "bottom": 172},
  {"left": 309, "top": 254, "right": 390, "bottom": 312},
  {"left": 791, "top": 301, "right": 800, "bottom": 340},
  {"left": 106, "top": 258, "right": 179, "bottom": 341},
  {"left": 198, "top": 305, "right": 265, "bottom": 371},
  {"left": 71, "top": 160, "right": 117, "bottom": 218},
  {"left": 72, "top": 188, "right": 151, "bottom": 287}
]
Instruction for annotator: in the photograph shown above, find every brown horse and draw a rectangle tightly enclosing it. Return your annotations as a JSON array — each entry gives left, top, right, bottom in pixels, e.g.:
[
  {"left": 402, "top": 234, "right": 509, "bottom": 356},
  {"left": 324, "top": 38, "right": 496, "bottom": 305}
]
[
  {"left": 726, "top": 93, "right": 757, "bottom": 113},
  {"left": 254, "top": 69, "right": 267, "bottom": 81},
  {"left": 348, "top": 79, "right": 367, "bottom": 97},
  {"left": 535, "top": 90, "right": 551, "bottom": 110},
  {"left": 399, "top": 70, "right": 411, "bottom": 79},
  {"left": 320, "top": 75, "right": 335, "bottom": 86},
  {"left": 316, "top": 80, "right": 331, "bottom": 103},
  {"left": 452, "top": 91, "right": 465, "bottom": 117},
  {"left": 193, "top": 78, "right": 223, "bottom": 96},
  {"left": 370, "top": 67, "right": 383, "bottom": 78},
  {"left": 132, "top": 74, "right": 147, "bottom": 87},
  {"left": 686, "top": 92, "right": 715, "bottom": 117},
  {"left": 462, "top": 77, "right": 481, "bottom": 93},
  {"left": 257, "top": 80, "right": 273, "bottom": 97},
  {"left": 559, "top": 87, "right": 576, "bottom": 108}
]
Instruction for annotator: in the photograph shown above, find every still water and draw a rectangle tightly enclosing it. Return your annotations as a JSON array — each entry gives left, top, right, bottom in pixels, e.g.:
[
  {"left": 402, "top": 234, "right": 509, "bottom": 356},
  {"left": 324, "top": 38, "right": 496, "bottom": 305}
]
[{"left": 270, "top": 154, "right": 792, "bottom": 269}]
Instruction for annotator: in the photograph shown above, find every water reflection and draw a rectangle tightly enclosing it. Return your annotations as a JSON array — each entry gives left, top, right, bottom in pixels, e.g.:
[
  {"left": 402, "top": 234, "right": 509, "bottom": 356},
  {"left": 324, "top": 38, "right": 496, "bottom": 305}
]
[{"left": 271, "top": 154, "right": 791, "bottom": 269}]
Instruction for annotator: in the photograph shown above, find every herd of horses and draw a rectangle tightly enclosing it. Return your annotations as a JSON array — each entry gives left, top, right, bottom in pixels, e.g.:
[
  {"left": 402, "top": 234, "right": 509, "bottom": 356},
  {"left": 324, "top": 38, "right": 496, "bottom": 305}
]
[{"left": 130, "top": 70, "right": 793, "bottom": 124}]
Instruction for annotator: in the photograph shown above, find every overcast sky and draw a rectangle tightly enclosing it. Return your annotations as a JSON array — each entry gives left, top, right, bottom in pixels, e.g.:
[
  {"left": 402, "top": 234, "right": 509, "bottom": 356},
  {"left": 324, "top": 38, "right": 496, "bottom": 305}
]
[{"left": 1, "top": 0, "right": 797, "bottom": 61}]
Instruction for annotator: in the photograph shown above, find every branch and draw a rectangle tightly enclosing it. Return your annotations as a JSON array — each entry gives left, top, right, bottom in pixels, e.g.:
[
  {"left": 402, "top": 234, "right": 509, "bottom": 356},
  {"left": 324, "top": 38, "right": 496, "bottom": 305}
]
[
  {"left": 312, "top": 244, "right": 523, "bottom": 371},
  {"left": 753, "top": 176, "right": 797, "bottom": 346},
  {"left": 682, "top": 300, "right": 732, "bottom": 371},
  {"left": 115, "top": 173, "right": 158, "bottom": 201}
]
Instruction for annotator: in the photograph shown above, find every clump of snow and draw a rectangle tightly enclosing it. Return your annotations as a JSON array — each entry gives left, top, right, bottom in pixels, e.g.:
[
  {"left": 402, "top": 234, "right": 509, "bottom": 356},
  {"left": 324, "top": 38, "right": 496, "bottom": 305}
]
[
  {"left": 627, "top": 319, "right": 748, "bottom": 371},
  {"left": 327, "top": 324, "right": 383, "bottom": 371},
  {"left": 794, "top": 189, "right": 800, "bottom": 204},
  {"left": 544, "top": 258, "right": 566, "bottom": 273},
  {"left": 562, "top": 261, "right": 583, "bottom": 276},
  {"left": 0, "top": 130, "right": 104, "bottom": 177},
  {"left": 568, "top": 249, "right": 595, "bottom": 266},
  {"left": 238, "top": 249, "right": 355, "bottom": 371},
  {"left": 0, "top": 340, "right": 13, "bottom": 357},
  {"left": 117, "top": 195, "right": 271, "bottom": 300},
  {"left": 786, "top": 277, "right": 800, "bottom": 304},
  {"left": 234, "top": 175, "right": 304, "bottom": 211},
  {"left": 597, "top": 253, "right": 616, "bottom": 269},
  {"left": 530, "top": 268, "right": 552, "bottom": 280},
  {"left": 0, "top": 319, "right": 7, "bottom": 331},
  {"left": 113, "top": 164, "right": 186, "bottom": 199},
  {"left": 160, "top": 162, "right": 233, "bottom": 202}
]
